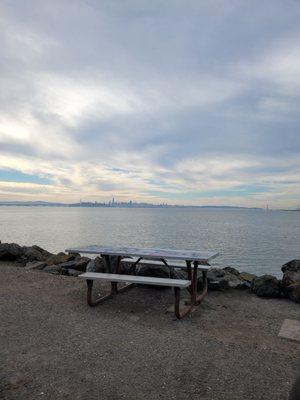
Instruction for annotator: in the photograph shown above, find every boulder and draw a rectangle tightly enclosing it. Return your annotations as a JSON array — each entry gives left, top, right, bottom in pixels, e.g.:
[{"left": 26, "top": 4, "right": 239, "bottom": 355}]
[
  {"left": 60, "top": 268, "right": 69, "bottom": 276},
  {"left": 206, "top": 268, "right": 229, "bottom": 290},
  {"left": 281, "top": 260, "right": 300, "bottom": 286},
  {"left": 67, "top": 269, "right": 82, "bottom": 277},
  {"left": 18, "top": 245, "right": 53, "bottom": 264},
  {"left": 0, "top": 243, "right": 54, "bottom": 264},
  {"left": 137, "top": 264, "right": 170, "bottom": 279},
  {"left": 283, "top": 282, "right": 300, "bottom": 303},
  {"left": 45, "top": 252, "right": 76, "bottom": 266},
  {"left": 86, "top": 257, "right": 105, "bottom": 273},
  {"left": 31, "top": 245, "right": 52, "bottom": 259},
  {"left": 121, "top": 259, "right": 136, "bottom": 274},
  {"left": 239, "top": 272, "right": 257, "bottom": 287},
  {"left": 223, "top": 266, "right": 240, "bottom": 276},
  {"left": 250, "top": 275, "right": 281, "bottom": 298},
  {"left": 24, "top": 261, "right": 47, "bottom": 270},
  {"left": 136, "top": 264, "right": 170, "bottom": 288},
  {"left": 281, "top": 259, "right": 300, "bottom": 274},
  {"left": 227, "top": 276, "right": 249, "bottom": 290},
  {"left": 206, "top": 268, "right": 247, "bottom": 290},
  {"left": 239, "top": 271, "right": 257, "bottom": 283},
  {"left": 59, "top": 256, "right": 90, "bottom": 272},
  {"left": 0, "top": 243, "right": 24, "bottom": 261},
  {"left": 281, "top": 260, "right": 300, "bottom": 303},
  {"left": 59, "top": 260, "right": 79, "bottom": 269},
  {"left": 43, "top": 264, "right": 62, "bottom": 275}
]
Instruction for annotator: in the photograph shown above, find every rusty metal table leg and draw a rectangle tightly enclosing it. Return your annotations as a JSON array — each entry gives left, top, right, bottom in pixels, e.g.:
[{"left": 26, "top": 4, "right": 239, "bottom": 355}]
[
  {"left": 86, "top": 277, "right": 135, "bottom": 307},
  {"left": 194, "top": 269, "right": 208, "bottom": 305},
  {"left": 174, "top": 287, "right": 195, "bottom": 319},
  {"left": 86, "top": 254, "right": 116, "bottom": 306},
  {"left": 174, "top": 260, "right": 210, "bottom": 318},
  {"left": 114, "top": 255, "right": 135, "bottom": 293},
  {"left": 105, "top": 255, "right": 118, "bottom": 294},
  {"left": 174, "top": 260, "right": 195, "bottom": 319},
  {"left": 86, "top": 255, "right": 135, "bottom": 307},
  {"left": 194, "top": 261, "right": 209, "bottom": 306},
  {"left": 87, "top": 279, "right": 114, "bottom": 306}
]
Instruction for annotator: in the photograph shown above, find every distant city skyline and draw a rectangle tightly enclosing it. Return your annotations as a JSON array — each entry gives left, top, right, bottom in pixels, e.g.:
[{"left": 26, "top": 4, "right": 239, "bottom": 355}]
[
  {"left": 0, "top": 198, "right": 265, "bottom": 209},
  {"left": 1, "top": 198, "right": 300, "bottom": 211},
  {"left": 0, "top": 1, "right": 299, "bottom": 208}
]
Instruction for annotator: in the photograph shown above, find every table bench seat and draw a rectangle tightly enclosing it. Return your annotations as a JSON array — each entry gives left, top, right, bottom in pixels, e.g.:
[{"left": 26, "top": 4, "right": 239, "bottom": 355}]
[
  {"left": 79, "top": 272, "right": 191, "bottom": 288},
  {"left": 121, "top": 257, "right": 210, "bottom": 271},
  {"left": 68, "top": 245, "right": 217, "bottom": 319}
]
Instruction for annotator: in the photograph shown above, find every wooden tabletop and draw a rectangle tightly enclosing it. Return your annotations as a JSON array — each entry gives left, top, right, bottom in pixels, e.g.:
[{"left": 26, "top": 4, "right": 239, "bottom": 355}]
[{"left": 66, "top": 245, "right": 219, "bottom": 262}]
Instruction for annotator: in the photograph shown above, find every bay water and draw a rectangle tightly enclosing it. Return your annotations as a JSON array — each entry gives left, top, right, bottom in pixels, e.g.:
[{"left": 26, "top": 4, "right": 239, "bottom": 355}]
[{"left": 0, "top": 206, "right": 299, "bottom": 277}]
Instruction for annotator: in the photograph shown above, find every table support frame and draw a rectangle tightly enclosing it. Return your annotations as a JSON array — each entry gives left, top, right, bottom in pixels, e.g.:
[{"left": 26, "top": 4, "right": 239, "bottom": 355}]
[
  {"left": 174, "top": 261, "right": 209, "bottom": 319},
  {"left": 85, "top": 255, "right": 210, "bottom": 318}
]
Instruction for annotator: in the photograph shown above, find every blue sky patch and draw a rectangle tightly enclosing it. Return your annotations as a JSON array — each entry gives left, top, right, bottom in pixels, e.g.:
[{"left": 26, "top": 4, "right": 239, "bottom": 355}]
[
  {"left": 149, "top": 185, "right": 269, "bottom": 200},
  {"left": 0, "top": 170, "right": 52, "bottom": 185}
]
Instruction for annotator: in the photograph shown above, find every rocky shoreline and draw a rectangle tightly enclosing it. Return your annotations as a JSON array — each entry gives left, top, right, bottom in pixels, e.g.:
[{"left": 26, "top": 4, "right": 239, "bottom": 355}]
[{"left": 0, "top": 242, "right": 299, "bottom": 303}]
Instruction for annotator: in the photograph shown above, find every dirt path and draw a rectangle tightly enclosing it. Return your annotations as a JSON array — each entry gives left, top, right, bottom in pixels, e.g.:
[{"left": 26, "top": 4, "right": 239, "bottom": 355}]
[{"left": 0, "top": 262, "right": 299, "bottom": 400}]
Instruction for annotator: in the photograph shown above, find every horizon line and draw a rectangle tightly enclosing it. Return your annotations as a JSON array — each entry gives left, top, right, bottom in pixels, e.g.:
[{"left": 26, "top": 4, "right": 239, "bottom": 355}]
[{"left": 1, "top": 199, "right": 299, "bottom": 211}]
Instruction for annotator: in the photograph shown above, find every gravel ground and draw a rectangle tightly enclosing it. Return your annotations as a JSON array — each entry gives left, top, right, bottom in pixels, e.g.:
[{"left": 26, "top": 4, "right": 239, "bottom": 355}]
[{"left": 0, "top": 262, "right": 299, "bottom": 400}]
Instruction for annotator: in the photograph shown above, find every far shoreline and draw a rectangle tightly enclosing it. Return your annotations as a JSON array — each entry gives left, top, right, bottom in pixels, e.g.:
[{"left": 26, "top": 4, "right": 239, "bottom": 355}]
[{"left": 1, "top": 201, "right": 299, "bottom": 211}]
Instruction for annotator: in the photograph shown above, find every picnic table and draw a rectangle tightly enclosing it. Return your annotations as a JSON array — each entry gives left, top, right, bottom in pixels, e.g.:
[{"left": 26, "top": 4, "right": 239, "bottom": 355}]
[{"left": 66, "top": 245, "right": 218, "bottom": 319}]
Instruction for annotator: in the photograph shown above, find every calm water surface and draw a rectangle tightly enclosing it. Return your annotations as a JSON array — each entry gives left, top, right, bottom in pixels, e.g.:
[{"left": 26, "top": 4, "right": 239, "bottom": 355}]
[{"left": 0, "top": 207, "right": 299, "bottom": 276}]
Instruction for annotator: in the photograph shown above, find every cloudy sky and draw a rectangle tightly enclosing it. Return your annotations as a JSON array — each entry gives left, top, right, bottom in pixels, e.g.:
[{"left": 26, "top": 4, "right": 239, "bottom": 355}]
[{"left": 0, "top": 0, "right": 299, "bottom": 208}]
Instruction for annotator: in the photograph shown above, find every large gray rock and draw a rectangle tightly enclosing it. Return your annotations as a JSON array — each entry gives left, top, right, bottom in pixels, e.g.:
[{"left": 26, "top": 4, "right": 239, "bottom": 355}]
[
  {"left": 223, "top": 266, "right": 240, "bottom": 276},
  {"left": 281, "top": 260, "right": 300, "bottom": 285},
  {"left": 136, "top": 264, "right": 171, "bottom": 289},
  {"left": 282, "top": 259, "right": 300, "bottom": 273},
  {"left": 24, "top": 261, "right": 46, "bottom": 270},
  {"left": 67, "top": 269, "right": 82, "bottom": 277},
  {"left": 137, "top": 264, "right": 170, "bottom": 279},
  {"left": 0, "top": 243, "right": 24, "bottom": 261},
  {"left": 86, "top": 257, "right": 105, "bottom": 273},
  {"left": 121, "top": 259, "right": 137, "bottom": 274},
  {"left": 17, "top": 245, "right": 53, "bottom": 265},
  {"left": 239, "top": 271, "right": 257, "bottom": 283},
  {"left": 74, "top": 256, "right": 91, "bottom": 271},
  {"left": 281, "top": 260, "right": 300, "bottom": 303},
  {"left": 43, "top": 264, "right": 62, "bottom": 275},
  {"left": 238, "top": 272, "right": 257, "bottom": 288},
  {"left": 250, "top": 275, "right": 282, "bottom": 298},
  {"left": 283, "top": 282, "right": 300, "bottom": 303},
  {"left": 59, "top": 256, "right": 90, "bottom": 272},
  {"left": 45, "top": 252, "right": 77, "bottom": 266},
  {"left": 206, "top": 268, "right": 247, "bottom": 290},
  {"left": 30, "top": 245, "right": 52, "bottom": 260}
]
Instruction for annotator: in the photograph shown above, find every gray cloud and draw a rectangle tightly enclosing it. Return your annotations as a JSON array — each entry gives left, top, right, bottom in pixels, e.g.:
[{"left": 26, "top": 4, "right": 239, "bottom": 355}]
[{"left": 0, "top": 0, "right": 299, "bottom": 207}]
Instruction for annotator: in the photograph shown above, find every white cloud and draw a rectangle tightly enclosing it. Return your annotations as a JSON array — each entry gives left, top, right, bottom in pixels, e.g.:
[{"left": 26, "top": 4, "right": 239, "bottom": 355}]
[
  {"left": 34, "top": 74, "right": 141, "bottom": 126},
  {"left": 0, "top": 0, "right": 299, "bottom": 207},
  {"left": 0, "top": 151, "right": 299, "bottom": 208},
  {"left": 238, "top": 37, "right": 300, "bottom": 95}
]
